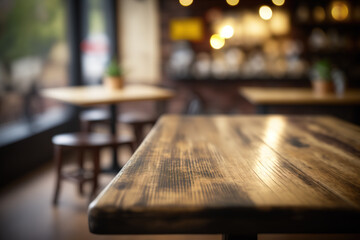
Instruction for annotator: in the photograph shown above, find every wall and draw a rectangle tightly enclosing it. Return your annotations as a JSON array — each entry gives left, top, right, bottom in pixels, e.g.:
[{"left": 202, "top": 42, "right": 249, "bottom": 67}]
[{"left": 118, "top": 0, "right": 160, "bottom": 84}]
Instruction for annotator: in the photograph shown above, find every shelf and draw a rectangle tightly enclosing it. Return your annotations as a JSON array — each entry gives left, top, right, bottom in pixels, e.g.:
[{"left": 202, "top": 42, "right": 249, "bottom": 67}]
[
  {"left": 171, "top": 76, "right": 309, "bottom": 83},
  {"left": 293, "top": 21, "right": 360, "bottom": 29}
]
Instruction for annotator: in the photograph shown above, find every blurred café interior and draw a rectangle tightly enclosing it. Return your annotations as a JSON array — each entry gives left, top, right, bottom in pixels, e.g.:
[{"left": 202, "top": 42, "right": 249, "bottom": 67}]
[{"left": 0, "top": 0, "right": 360, "bottom": 239}]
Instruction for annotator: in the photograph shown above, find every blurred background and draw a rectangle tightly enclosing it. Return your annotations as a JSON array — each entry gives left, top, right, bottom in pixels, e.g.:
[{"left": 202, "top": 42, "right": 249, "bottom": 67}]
[{"left": 0, "top": 0, "right": 359, "bottom": 239}]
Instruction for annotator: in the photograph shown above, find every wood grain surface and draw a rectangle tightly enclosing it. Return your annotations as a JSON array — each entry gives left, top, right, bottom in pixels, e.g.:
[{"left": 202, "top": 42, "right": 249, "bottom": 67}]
[
  {"left": 88, "top": 115, "right": 360, "bottom": 235},
  {"left": 41, "top": 84, "right": 175, "bottom": 106},
  {"left": 239, "top": 87, "right": 360, "bottom": 105}
]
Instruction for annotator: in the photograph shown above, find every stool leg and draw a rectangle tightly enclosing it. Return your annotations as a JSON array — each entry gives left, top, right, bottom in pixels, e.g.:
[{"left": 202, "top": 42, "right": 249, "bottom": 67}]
[
  {"left": 90, "top": 148, "right": 100, "bottom": 200},
  {"left": 78, "top": 149, "right": 85, "bottom": 195},
  {"left": 81, "top": 120, "right": 91, "bottom": 132},
  {"left": 133, "top": 124, "right": 143, "bottom": 148},
  {"left": 53, "top": 145, "right": 63, "bottom": 205},
  {"left": 129, "top": 142, "right": 136, "bottom": 154}
]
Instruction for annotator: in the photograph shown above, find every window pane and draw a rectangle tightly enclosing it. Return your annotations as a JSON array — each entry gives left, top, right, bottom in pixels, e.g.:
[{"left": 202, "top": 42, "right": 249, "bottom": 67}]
[
  {"left": 0, "top": 0, "right": 69, "bottom": 128},
  {"left": 0, "top": 0, "right": 69, "bottom": 146},
  {"left": 81, "top": 0, "right": 110, "bottom": 85}
]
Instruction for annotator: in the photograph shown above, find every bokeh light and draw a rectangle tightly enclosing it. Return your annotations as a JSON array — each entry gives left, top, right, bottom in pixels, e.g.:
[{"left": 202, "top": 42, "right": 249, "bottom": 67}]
[
  {"left": 331, "top": 1, "right": 349, "bottom": 21},
  {"left": 269, "top": 10, "right": 290, "bottom": 35},
  {"left": 179, "top": 0, "right": 193, "bottom": 7},
  {"left": 210, "top": 34, "right": 225, "bottom": 49},
  {"left": 226, "top": 0, "right": 239, "bottom": 7},
  {"left": 272, "top": 0, "right": 285, "bottom": 7},
  {"left": 220, "top": 25, "right": 234, "bottom": 39},
  {"left": 259, "top": 5, "right": 273, "bottom": 20},
  {"left": 314, "top": 6, "right": 326, "bottom": 22}
]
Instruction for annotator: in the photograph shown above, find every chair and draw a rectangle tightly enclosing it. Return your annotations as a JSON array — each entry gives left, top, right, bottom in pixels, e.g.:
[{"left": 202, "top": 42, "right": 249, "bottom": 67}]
[
  {"left": 118, "top": 112, "right": 157, "bottom": 147},
  {"left": 52, "top": 132, "right": 134, "bottom": 205},
  {"left": 80, "top": 109, "right": 157, "bottom": 147},
  {"left": 80, "top": 108, "right": 110, "bottom": 132}
]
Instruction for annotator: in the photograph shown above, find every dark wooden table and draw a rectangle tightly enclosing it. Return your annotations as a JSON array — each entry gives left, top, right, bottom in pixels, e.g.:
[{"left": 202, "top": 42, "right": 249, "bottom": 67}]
[
  {"left": 239, "top": 87, "right": 360, "bottom": 107},
  {"left": 88, "top": 115, "right": 360, "bottom": 239},
  {"left": 239, "top": 87, "right": 360, "bottom": 124}
]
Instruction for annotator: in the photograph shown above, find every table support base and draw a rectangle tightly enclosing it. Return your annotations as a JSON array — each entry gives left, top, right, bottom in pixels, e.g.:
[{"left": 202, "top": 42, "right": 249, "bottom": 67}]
[
  {"left": 101, "top": 104, "right": 122, "bottom": 174},
  {"left": 222, "top": 234, "right": 257, "bottom": 240},
  {"left": 256, "top": 105, "right": 268, "bottom": 114}
]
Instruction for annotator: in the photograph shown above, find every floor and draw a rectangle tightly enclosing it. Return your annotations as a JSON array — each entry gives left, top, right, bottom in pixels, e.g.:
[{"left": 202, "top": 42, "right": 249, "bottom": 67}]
[
  {"left": 0, "top": 125, "right": 358, "bottom": 240},
  {"left": 0, "top": 145, "right": 221, "bottom": 240}
]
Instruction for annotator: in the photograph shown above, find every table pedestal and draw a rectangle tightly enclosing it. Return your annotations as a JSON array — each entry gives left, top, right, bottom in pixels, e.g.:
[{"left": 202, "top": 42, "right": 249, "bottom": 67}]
[
  {"left": 102, "top": 104, "right": 122, "bottom": 173},
  {"left": 223, "top": 234, "right": 257, "bottom": 240}
]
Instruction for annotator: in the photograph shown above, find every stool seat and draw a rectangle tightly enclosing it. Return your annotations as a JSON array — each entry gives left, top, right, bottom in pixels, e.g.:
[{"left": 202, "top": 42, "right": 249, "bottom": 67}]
[
  {"left": 79, "top": 109, "right": 157, "bottom": 124},
  {"left": 118, "top": 112, "right": 157, "bottom": 125},
  {"left": 80, "top": 109, "right": 157, "bottom": 147},
  {"left": 52, "top": 132, "right": 133, "bottom": 148},
  {"left": 52, "top": 132, "right": 135, "bottom": 205},
  {"left": 80, "top": 109, "right": 109, "bottom": 123}
]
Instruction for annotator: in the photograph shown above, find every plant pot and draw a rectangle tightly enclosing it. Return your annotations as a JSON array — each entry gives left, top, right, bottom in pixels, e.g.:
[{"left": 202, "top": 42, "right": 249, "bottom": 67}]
[
  {"left": 103, "top": 76, "right": 124, "bottom": 90},
  {"left": 312, "top": 80, "right": 333, "bottom": 95}
]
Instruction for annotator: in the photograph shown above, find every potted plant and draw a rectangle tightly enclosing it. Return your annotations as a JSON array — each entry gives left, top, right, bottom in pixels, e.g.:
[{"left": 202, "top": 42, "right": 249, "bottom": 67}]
[
  {"left": 310, "top": 59, "right": 333, "bottom": 95},
  {"left": 103, "top": 59, "right": 124, "bottom": 90}
]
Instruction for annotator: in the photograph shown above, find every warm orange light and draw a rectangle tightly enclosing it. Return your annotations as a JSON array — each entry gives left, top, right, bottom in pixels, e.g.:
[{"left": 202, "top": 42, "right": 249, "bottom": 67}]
[
  {"left": 179, "top": 0, "right": 193, "bottom": 7},
  {"left": 226, "top": 0, "right": 239, "bottom": 6},
  {"left": 170, "top": 18, "right": 203, "bottom": 41},
  {"left": 243, "top": 13, "right": 271, "bottom": 41},
  {"left": 220, "top": 25, "right": 234, "bottom": 39},
  {"left": 331, "top": 1, "right": 349, "bottom": 21},
  {"left": 314, "top": 6, "right": 326, "bottom": 22},
  {"left": 272, "top": 0, "right": 285, "bottom": 7},
  {"left": 210, "top": 34, "right": 225, "bottom": 49},
  {"left": 270, "top": 10, "right": 290, "bottom": 35},
  {"left": 259, "top": 5, "right": 273, "bottom": 20}
]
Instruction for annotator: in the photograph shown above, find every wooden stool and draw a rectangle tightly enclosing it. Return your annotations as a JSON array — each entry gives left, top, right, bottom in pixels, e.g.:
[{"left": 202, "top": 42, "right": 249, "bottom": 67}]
[
  {"left": 80, "top": 109, "right": 157, "bottom": 147},
  {"left": 118, "top": 112, "right": 157, "bottom": 147},
  {"left": 80, "top": 109, "right": 110, "bottom": 132},
  {"left": 52, "top": 132, "right": 134, "bottom": 205}
]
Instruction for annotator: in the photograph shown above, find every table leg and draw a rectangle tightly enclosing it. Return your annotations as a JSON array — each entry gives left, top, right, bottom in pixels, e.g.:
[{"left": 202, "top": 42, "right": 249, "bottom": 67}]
[
  {"left": 355, "top": 106, "right": 360, "bottom": 125},
  {"left": 103, "top": 104, "right": 122, "bottom": 173},
  {"left": 156, "top": 100, "right": 166, "bottom": 116},
  {"left": 222, "top": 234, "right": 257, "bottom": 240},
  {"left": 256, "top": 105, "right": 268, "bottom": 114}
]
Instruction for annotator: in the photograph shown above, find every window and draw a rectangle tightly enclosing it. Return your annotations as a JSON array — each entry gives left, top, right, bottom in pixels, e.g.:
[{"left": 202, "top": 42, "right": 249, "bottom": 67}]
[
  {"left": 81, "top": 0, "right": 110, "bottom": 85},
  {"left": 0, "top": 0, "right": 69, "bottom": 145}
]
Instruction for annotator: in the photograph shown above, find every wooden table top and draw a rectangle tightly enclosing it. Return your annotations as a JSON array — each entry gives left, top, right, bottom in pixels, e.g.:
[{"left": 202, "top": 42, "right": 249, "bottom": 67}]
[
  {"left": 239, "top": 87, "right": 360, "bottom": 105},
  {"left": 41, "top": 84, "right": 175, "bottom": 106},
  {"left": 88, "top": 115, "right": 360, "bottom": 235}
]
